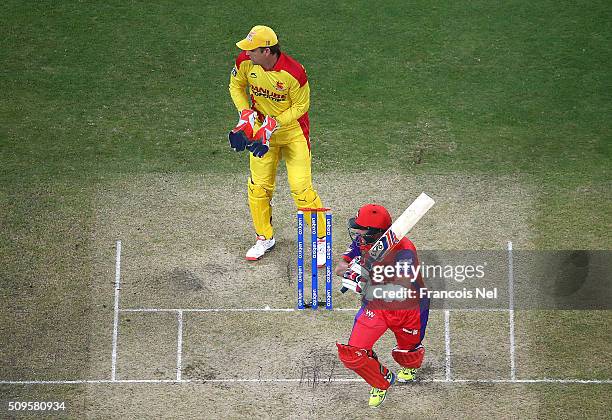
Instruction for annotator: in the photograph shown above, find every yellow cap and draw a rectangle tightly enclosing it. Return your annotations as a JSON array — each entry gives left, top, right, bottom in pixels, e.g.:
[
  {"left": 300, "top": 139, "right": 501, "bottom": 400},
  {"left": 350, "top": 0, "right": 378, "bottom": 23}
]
[{"left": 236, "top": 25, "right": 278, "bottom": 50}]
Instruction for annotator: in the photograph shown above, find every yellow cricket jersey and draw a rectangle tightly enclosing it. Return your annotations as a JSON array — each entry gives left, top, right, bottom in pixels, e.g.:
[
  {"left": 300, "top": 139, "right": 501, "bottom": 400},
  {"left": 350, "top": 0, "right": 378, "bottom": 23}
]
[{"left": 229, "top": 51, "right": 310, "bottom": 142}]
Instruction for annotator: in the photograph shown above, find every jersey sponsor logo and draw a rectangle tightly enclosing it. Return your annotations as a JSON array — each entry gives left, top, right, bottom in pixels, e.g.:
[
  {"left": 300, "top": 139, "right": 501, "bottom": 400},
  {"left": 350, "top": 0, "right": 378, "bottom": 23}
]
[
  {"left": 275, "top": 81, "right": 286, "bottom": 91},
  {"left": 250, "top": 85, "right": 287, "bottom": 102},
  {"left": 231, "top": 66, "right": 237, "bottom": 77},
  {"left": 364, "top": 309, "right": 375, "bottom": 319},
  {"left": 250, "top": 72, "right": 257, "bottom": 78},
  {"left": 402, "top": 327, "right": 419, "bottom": 335}
]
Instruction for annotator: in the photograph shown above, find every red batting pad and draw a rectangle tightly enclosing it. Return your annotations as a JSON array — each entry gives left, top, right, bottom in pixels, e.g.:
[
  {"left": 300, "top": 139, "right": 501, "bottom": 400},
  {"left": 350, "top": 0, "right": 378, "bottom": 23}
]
[
  {"left": 392, "top": 345, "right": 425, "bottom": 368},
  {"left": 336, "top": 343, "right": 392, "bottom": 389}
]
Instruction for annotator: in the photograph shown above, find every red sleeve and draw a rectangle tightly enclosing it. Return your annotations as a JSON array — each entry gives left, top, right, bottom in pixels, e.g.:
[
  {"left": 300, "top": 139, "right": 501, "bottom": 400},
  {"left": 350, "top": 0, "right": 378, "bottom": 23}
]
[
  {"left": 274, "top": 53, "right": 308, "bottom": 87},
  {"left": 235, "top": 51, "right": 250, "bottom": 67}
]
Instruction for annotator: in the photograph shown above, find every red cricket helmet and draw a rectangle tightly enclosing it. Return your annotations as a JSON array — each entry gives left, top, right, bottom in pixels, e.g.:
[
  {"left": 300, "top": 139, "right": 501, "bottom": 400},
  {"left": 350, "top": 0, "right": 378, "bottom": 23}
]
[{"left": 349, "top": 204, "right": 392, "bottom": 231}]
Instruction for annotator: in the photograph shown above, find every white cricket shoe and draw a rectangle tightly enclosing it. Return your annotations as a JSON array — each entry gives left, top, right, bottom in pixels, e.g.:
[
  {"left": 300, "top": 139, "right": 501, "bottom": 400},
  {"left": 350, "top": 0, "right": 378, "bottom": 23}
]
[
  {"left": 246, "top": 236, "right": 275, "bottom": 261},
  {"left": 317, "top": 237, "right": 327, "bottom": 267}
]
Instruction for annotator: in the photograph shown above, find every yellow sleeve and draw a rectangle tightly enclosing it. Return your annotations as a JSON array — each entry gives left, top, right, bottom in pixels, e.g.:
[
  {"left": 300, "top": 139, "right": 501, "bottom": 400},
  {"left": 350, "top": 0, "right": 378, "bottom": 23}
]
[
  {"left": 228, "top": 61, "right": 251, "bottom": 112},
  {"left": 275, "top": 79, "right": 310, "bottom": 127}
]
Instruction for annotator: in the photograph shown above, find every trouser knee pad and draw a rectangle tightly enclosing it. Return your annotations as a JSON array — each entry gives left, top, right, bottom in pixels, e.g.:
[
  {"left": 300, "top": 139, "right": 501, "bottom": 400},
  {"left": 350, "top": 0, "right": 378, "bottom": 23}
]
[{"left": 247, "top": 178, "right": 273, "bottom": 238}]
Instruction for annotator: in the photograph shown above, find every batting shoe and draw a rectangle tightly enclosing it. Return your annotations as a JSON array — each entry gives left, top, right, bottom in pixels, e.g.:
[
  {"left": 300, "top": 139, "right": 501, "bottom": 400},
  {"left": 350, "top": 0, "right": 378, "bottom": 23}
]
[
  {"left": 245, "top": 236, "right": 275, "bottom": 261},
  {"left": 396, "top": 367, "right": 417, "bottom": 383},
  {"left": 368, "top": 371, "right": 395, "bottom": 408},
  {"left": 316, "top": 238, "right": 327, "bottom": 267}
]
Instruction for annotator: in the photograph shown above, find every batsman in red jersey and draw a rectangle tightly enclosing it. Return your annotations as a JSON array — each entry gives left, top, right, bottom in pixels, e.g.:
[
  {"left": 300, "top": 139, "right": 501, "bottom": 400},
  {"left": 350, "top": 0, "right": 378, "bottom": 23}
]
[{"left": 335, "top": 204, "right": 430, "bottom": 408}]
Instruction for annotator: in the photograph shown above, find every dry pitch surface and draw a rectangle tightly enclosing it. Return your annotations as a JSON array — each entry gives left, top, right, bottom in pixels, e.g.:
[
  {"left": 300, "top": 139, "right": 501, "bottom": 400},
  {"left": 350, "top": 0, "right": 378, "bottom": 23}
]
[{"left": 2, "top": 172, "right": 610, "bottom": 418}]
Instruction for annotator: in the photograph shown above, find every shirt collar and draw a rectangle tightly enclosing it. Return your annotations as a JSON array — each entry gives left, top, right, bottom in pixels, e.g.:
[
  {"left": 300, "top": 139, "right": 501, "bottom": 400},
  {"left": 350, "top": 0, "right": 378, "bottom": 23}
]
[{"left": 271, "top": 52, "right": 285, "bottom": 72}]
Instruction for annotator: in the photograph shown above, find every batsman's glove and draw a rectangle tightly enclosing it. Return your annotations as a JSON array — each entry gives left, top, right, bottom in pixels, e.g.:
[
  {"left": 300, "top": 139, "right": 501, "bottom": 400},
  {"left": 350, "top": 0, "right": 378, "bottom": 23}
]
[
  {"left": 228, "top": 109, "right": 257, "bottom": 151},
  {"left": 248, "top": 116, "right": 278, "bottom": 158},
  {"left": 341, "top": 256, "right": 370, "bottom": 294}
]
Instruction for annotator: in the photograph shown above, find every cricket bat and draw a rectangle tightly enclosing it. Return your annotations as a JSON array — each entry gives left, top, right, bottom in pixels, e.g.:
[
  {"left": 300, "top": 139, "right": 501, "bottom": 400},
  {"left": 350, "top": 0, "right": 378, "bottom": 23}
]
[{"left": 340, "top": 192, "right": 435, "bottom": 293}]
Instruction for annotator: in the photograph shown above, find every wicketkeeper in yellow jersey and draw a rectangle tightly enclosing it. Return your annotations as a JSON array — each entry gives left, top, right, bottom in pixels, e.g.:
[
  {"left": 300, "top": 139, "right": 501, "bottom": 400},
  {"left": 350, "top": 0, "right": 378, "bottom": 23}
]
[{"left": 228, "top": 25, "right": 327, "bottom": 263}]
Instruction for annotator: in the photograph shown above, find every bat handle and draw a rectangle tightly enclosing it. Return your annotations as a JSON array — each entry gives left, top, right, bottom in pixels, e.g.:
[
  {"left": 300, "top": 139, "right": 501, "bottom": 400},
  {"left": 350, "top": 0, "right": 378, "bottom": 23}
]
[{"left": 340, "top": 286, "right": 348, "bottom": 293}]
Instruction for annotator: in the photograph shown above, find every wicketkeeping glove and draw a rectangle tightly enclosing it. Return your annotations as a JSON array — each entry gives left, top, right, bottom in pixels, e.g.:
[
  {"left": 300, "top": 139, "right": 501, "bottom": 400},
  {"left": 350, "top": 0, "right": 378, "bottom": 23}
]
[
  {"left": 248, "top": 116, "right": 278, "bottom": 158},
  {"left": 228, "top": 109, "right": 257, "bottom": 152},
  {"left": 234, "top": 109, "right": 256, "bottom": 138},
  {"left": 228, "top": 130, "right": 249, "bottom": 152}
]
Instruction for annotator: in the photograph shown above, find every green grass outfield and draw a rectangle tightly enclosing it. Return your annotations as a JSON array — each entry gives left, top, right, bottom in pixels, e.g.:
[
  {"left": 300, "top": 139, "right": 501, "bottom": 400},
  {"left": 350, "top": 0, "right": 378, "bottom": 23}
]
[
  {"left": 1, "top": 0, "right": 610, "bottom": 417},
  {"left": 2, "top": 0, "right": 610, "bottom": 247}
]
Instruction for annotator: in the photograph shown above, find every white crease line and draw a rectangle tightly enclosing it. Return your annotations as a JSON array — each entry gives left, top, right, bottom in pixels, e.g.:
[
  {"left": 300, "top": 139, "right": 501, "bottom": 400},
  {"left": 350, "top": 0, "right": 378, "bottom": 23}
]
[
  {"left": 118, "top": 308, "right": 509, "bottom": 313},
  {"left": 111, "top": 240, "right": 122, "bottom": 382},
  {"left": 508, "top": 241, "right": 516, "bottom": 381},
  {"left": 119, "top": 308, "right": 359, "bottom": 313},
  {"left": 1, "top": 378, "right": 611, "bottom": 385},
  {"left": 176, "top": 310, "right": 183, "bottom": 381},
  {"left": 448, "top": 379, "right": 612, "bottom": 384},
  {"left": 452, "top": 308, "right": 510, "bottom": 312},
  {"left": 120, "top": 308, "right": 295, "bottom": 313},
  {"left": 445, "top": 310, "right": 451, "bottom": 381}
]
